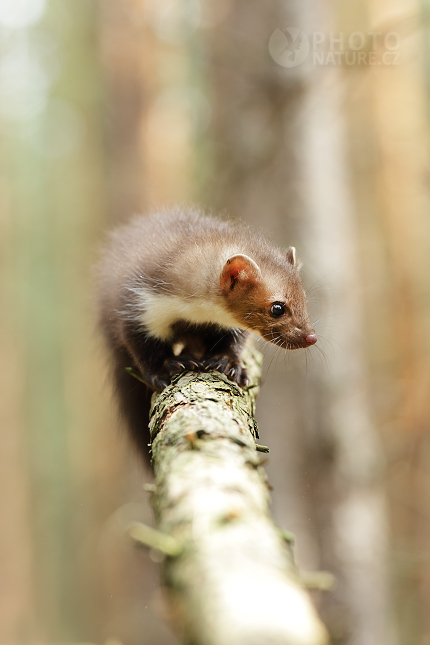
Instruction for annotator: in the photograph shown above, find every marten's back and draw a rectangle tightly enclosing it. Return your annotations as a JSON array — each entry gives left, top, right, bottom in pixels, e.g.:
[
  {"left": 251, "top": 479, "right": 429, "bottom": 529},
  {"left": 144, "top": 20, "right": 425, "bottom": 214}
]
[
  {"left": 96, "top": 207, "right": 292, "bottom": 312},
  {"left": 96, "top": 208, "right": 230, "bottom": 304}
]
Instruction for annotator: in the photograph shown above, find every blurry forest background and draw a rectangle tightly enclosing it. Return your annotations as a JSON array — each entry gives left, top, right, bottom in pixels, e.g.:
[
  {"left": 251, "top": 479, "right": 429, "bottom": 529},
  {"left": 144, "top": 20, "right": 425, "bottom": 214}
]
[{"left": 0, "top": 0, "right": 430, "bottom": 644}]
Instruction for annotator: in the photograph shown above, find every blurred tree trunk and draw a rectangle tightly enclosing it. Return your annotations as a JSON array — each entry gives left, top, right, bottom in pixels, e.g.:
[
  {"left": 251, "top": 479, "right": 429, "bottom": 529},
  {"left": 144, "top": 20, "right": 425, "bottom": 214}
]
[
  {"left": 362, "top": 1, "right": 430, "bottom": 641},
  {"left": 0, "top": 0, "right": 134, "bottom": 642},
  {"left": 97, "top": 1, "right": 196, "bottom": 643},
  {"left": 206, "top": 1, "right": 391, "bottom": 643}
]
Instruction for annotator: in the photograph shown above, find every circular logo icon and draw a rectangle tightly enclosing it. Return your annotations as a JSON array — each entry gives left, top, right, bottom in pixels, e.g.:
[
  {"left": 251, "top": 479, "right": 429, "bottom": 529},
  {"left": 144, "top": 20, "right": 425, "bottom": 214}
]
[{"left": 268, "top": 28, "right": 310, "bottom": 68}]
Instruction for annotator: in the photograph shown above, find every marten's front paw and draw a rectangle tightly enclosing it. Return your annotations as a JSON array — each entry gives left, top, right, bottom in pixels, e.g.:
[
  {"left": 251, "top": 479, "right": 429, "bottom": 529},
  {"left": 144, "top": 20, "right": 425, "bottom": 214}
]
[
  {"left": 164, "top": 355, "right": 204, "bottom": 378},
  {"left": 202, "top": 356, "right": 249, "bottom": 388},
  {"left": 149, "top": 374, "right": 170, "bottom": 392}
]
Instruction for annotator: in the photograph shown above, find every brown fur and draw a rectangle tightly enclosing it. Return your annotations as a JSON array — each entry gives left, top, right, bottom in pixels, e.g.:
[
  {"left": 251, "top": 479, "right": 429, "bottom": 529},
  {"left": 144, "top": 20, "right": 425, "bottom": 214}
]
[{"left": 95, "top": 207, "right": 316, "bottom": 462}]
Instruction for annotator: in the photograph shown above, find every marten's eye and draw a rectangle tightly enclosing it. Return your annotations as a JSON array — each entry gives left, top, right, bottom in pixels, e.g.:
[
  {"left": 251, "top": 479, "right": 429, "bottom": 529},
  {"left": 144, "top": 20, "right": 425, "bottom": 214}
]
[{"left": 270, "top": 302, "right": 286, "bottom": 318}]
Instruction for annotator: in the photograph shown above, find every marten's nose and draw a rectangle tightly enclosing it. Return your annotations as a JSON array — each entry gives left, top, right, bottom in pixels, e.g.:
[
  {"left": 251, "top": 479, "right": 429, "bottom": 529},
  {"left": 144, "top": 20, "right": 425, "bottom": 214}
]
[{"left": 305, "top": 333, "right": 317, "bottom": 345}]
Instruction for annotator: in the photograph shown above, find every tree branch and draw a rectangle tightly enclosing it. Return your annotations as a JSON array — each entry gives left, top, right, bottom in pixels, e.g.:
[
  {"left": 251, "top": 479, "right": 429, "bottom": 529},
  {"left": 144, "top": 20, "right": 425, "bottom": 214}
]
[{"left": 141, "top": 344, "right": 328, "bottom": 645}]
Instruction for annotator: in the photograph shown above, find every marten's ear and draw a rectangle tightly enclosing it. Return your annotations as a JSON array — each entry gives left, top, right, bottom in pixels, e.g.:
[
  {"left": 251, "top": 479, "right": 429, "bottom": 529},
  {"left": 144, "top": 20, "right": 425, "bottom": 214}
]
[
  {"left": 286, "top": 246, "right": 302, "bottom": 269},
  {"left": 286, "top": 246, "right": 297, "bottom": 266},
  {"left": 220, "top": 254, "right": 262, "bottom": 292}
]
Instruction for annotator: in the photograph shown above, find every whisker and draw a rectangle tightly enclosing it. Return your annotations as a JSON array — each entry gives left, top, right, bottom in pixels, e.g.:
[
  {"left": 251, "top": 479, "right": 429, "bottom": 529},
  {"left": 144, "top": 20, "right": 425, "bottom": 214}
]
[
  {"left": 312, "top": 314, "right": 337, "bottom": 327},
  {"left": 314, "top": 344, "right": 331, "bottom": 372},
  {"left": 305, "top": 264, "right": 341, "bottom": 296},
  {"left": 318, "top": 333, "right": 343, "bottom": 353}
]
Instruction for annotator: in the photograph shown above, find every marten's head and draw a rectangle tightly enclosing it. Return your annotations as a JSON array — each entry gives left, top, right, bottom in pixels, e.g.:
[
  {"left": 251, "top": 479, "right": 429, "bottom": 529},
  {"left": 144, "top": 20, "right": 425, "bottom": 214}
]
[{"left": 220, "top": 248, "right": 317, "bottom": 350}]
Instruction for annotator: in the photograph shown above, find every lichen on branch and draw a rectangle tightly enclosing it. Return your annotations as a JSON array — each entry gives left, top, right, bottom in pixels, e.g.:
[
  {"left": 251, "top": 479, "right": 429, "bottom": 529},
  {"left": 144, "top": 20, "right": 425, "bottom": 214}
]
[{"left": 142, "top": 343, "right": 328, "bottom": 645}]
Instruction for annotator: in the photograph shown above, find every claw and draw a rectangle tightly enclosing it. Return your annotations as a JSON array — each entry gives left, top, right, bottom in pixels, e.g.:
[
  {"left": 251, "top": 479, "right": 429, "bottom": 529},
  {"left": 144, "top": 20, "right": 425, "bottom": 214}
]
[{"left": 153, "top": 376, "right": 169, "bottom": 392}]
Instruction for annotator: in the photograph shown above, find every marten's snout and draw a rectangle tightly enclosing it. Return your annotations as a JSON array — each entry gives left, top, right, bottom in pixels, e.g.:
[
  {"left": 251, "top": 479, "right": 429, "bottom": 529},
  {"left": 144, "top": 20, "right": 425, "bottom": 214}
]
[{"left": 305, "top": 333, "right": 317, "bottom": 346}]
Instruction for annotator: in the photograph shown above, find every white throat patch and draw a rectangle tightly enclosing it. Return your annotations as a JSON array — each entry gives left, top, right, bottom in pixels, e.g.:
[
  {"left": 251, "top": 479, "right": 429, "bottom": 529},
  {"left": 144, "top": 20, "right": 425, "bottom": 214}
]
[{"left": 136, "top": 291, "right": 245, "bottom": 340}]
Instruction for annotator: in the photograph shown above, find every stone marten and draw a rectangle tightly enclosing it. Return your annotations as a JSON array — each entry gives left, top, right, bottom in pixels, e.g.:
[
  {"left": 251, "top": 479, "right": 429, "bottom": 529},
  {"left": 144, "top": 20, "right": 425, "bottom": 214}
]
[{"left": 96, "top": 207, "right": 316, "bottom": 460}]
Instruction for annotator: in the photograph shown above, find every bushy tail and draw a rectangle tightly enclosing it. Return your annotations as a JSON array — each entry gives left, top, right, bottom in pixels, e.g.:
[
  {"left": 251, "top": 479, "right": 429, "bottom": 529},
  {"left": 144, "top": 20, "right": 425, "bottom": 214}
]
[{"left": 110, "top": 346, "right": 153, "bottom": 463}]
